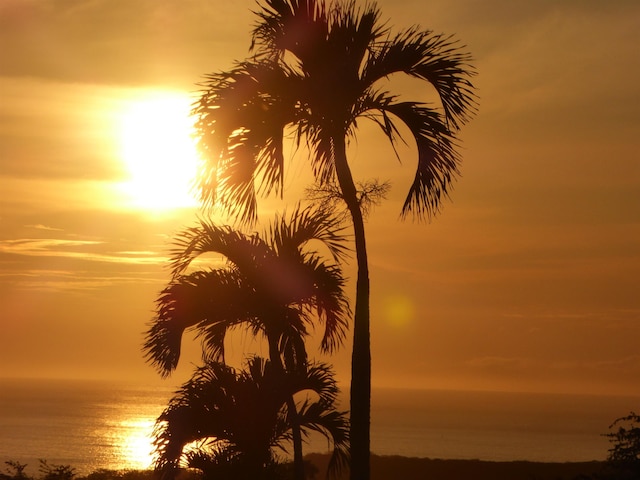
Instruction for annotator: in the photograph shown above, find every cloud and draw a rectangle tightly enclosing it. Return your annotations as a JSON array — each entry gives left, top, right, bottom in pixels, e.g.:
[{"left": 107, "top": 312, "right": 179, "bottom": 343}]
[
  {"left": 25, "top": 224, "right": 64, "bottom": 232},
  {"left": 0, "top": 237, "right": 167, "bottom": 265},
  {"left": 0, "top": 267, "right": 163, "bottom": 293},
  {"left": 0, "top": 237, "right": 102, "bottom": 251},
  {"left": 0, "top": 0, "right": 255, "bottom": 86},
  {"left": 433, "top": 0, "right": 640, "bottom": 144}
]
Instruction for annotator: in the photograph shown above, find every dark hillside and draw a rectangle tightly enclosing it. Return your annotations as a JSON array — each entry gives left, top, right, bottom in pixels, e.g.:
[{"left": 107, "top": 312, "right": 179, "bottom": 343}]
[{"left": 306, "top": 453, "right": 605, "bottom": 480}]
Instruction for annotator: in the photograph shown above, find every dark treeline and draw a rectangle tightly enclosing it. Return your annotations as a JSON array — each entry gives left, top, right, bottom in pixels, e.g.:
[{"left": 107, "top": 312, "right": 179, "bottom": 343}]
[{"left": 0, "top": 455, "right": 628, "bottom": 480}]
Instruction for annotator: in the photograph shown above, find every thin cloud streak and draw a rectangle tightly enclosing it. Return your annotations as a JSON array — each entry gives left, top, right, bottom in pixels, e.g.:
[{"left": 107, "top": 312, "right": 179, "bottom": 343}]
[
  {"left": 0, "top": 271, "right": 164, "bottom": 293},
  {"left": 25, "top": 224, "right": 64, "bottom": 232},
  {"left": 0, "top": 238, "right": 168, "bottom": 265}
]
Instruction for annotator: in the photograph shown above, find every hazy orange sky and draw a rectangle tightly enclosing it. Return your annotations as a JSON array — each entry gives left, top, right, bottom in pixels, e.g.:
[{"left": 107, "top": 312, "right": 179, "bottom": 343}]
[{"left": 1, "top": 0, "right": 639, "bottom": 396}]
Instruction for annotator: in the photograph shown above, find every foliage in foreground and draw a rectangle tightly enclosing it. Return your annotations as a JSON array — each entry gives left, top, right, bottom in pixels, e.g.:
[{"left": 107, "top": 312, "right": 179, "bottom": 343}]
[
  {"left": 1, "top": 461, "right": 204, "bottom": 480},
  {"left": 153, "top": 358, "right": 348, "bottom": 480},
  {"left": 1, "top": 461, "right": 77, "bottom": 480},
  {"left": 1, "top": 460, "right": 321, "bottom": 480},
  {"left": 601, "top": 411, "right": 640, "bottom": 479}
]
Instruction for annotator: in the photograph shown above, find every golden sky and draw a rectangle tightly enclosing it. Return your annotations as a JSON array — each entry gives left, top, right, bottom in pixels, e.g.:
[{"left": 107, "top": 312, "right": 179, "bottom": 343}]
[{"left": 1, "top": 0, "right": 639, "bottom": 395}]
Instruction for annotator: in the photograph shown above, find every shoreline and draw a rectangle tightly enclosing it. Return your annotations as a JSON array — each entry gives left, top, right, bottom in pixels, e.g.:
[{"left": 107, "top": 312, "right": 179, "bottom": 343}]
[
  {"left": 1, "top": 454, "right": 607, "bottom": 480},
  {"left": 305, "top": 453, "right": 605, "bottom": 480}
]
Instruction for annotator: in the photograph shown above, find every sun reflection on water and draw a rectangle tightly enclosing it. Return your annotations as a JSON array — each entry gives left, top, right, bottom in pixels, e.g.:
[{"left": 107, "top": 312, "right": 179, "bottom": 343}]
[{"left": 113, "top": 417, "right": 156, "bottom": 470}]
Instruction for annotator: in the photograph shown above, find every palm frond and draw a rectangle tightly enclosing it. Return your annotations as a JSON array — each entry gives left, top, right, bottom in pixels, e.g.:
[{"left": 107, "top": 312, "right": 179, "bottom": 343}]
[
  {"left": 363, "top": 27, "right": 477, "bottom": 131},
  {"left": 303, "top": 361, "right": 340, "bottom": 404},
  {"left": 307, "top": 128, "right": 339, "bottom": 185},
  {"left": 303, "top": 258, "right": 350, "bottom": 353},
  {"left": 252, "top": 0, "right": 330, "bottom": 62},
  {"left": 143, "top": 269, "right": 247, "bottom": 375},
  {"left": 169, "top": 220, "right": 265, "bottom": 278},
  {"left": 194, "top": 61, "right": 301, "bottom": 223},
  {"left": 380, "top": 101, "right": 461, "bottom": 220},
  {"left": 267, "top": 204, "right": 350, "bottom": 262},
  {"left": 296, "top": 402, "right": 350, "bottom": 478}
]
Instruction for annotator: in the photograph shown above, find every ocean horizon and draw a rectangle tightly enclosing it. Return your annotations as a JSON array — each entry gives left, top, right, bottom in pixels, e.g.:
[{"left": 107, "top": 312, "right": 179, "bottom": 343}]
[{"left": 0, "top": 378, "right": 637, "bottom": 476}]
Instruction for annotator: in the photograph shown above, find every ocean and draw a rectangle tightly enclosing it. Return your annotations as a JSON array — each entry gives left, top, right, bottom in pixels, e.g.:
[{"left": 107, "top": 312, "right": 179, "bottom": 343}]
[{"left": 0, "top": 378, "right": 637, "bottom": 476}]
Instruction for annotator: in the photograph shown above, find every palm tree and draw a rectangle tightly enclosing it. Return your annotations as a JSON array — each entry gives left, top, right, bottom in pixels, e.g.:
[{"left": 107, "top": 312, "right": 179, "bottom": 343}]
[
  {"left": 153, "top": 357, "right": 349, "bottom": 480},
  {"left": 192, "top": 1, "right": 476, "bottom": 478},
  {"left": 143, "top": 205, "right": 350, "bottom": 479}
]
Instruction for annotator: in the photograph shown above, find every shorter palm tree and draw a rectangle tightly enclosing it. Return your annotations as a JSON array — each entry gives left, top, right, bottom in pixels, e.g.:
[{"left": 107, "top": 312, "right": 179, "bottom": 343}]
[
  {"left": 143, "top": 205, "right": 349, "bottom": 375},
  {"left": 153, "top": 357, "right": 349, "bottom": 480},
  {"left": 143, "top": 205, "right": 350, "bottom": 479}
]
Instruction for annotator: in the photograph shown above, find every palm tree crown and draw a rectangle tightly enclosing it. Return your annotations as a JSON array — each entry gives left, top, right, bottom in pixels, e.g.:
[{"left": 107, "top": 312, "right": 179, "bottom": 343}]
[
  {"left": 194, "top": 0, "right": 476, "bottom": 222},
  {"left": 143, "top": 205, "right": 350, "bottom": 376},
  {"left": 154, "top": 357, "right": 349, "bottom": 479}
]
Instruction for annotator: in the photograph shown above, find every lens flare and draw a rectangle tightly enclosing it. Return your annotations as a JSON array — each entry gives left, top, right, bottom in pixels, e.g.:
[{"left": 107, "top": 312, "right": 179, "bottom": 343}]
[{"left": 382, "top": 293, "right": 415, "bottom": 327}]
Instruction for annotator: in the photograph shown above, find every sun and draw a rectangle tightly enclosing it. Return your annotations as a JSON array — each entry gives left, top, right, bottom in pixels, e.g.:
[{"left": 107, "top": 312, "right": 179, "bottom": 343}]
[{"left": 118, "top": 92, "right": 200, "bottom": 211}]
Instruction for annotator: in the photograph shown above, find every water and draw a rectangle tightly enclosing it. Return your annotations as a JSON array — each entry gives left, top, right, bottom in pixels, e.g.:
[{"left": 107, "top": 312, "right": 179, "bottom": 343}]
[
  {"left": 368, "top": 388, "right": 637, "bottom": 463},
  {"left": 0, "top": 379, "right": 170, "bottom": 476},
  {"left": 0, "top": 378, "right": 637, "bottom": 476}
]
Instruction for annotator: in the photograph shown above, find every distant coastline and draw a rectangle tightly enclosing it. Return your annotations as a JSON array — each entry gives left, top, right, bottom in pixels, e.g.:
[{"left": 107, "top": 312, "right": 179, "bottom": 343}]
[
  {"left": 1, "top": 454, "right": 606, "bottom": 480},
  {"left": 306, "top": 453, "right": 606, "bottom": 480}
]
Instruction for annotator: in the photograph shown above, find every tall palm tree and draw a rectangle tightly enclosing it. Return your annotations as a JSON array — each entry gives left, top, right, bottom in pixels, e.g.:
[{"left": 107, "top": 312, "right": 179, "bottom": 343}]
[
  {"left": 143, "top": 205, "right": 350, "bottom": 479},
  {"left": 192, "top": 1, "right": 476, "bottom": 478},
  {"left": 153, "top": 357, "right": 349, "bottom": 480}
]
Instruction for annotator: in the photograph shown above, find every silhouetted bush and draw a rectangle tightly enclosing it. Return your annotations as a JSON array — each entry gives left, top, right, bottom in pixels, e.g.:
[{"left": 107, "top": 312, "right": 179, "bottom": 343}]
[
  {"left": 603, "top": 411, "right": 640, "bottom": 479},
  {"left": 82, "top": 470, "right": 159, "bottom": 480},
  {"left": 38, "top": 461, "right": 75, "bottom": 480},
  {"left": 2, "top": 461, "right": 30, "bottom": 480}
]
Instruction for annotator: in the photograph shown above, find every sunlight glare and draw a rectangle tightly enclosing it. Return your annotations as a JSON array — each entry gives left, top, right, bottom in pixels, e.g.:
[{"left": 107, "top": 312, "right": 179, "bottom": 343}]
[
  {"left": 118, "top": 418, "right": 156, "bottom": 470},
  {"left": 118, "top": 92, "right": 200, "bottom": 211}
]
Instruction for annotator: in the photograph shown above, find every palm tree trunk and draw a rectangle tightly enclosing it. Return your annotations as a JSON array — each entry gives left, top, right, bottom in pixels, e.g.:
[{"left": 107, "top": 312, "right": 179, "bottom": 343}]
[
  {"left": 333, "top": 136, "right": 371, "bottom": 480},
  {"left": 287, "top": 394, "right": 305, "bottom": 480},
  {"left": 268, "top": 335, "right": 305, "bottom": 480}
]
